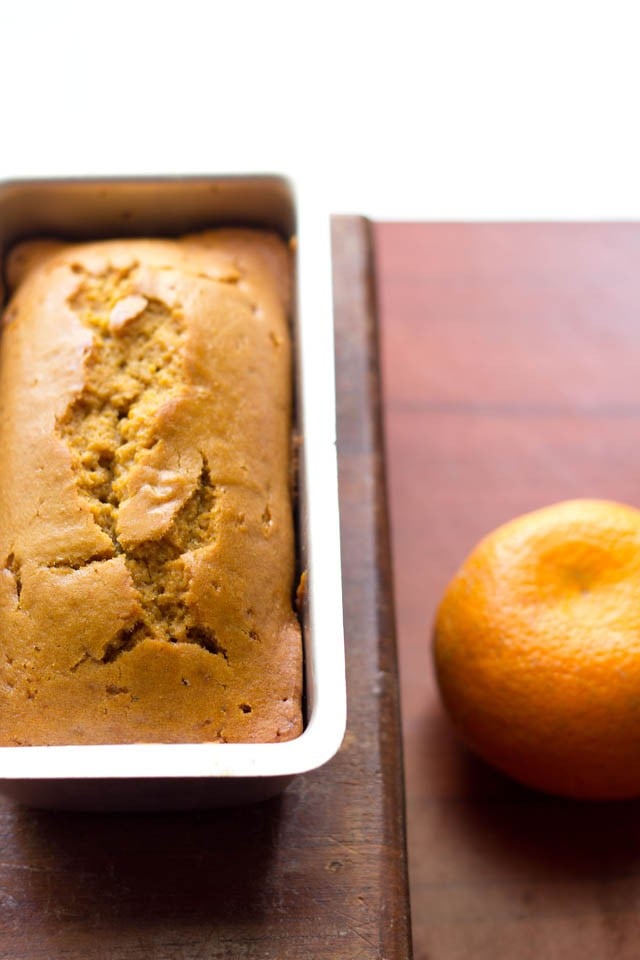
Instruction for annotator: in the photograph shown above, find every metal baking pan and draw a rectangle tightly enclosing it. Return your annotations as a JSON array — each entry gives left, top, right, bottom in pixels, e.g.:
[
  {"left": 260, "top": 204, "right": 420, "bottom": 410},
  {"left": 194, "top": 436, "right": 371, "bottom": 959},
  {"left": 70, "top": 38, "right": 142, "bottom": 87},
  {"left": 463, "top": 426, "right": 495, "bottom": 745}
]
[{"left": 0, "top": 175, "right": 346, "bottom": 810}]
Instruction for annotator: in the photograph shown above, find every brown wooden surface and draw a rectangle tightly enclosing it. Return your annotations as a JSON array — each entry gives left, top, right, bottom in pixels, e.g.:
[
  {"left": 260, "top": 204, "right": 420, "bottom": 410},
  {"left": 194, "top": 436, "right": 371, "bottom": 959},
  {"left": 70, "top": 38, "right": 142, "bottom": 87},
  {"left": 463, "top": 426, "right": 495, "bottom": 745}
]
[
  {"left": 0, "top": 218, "right": 412, "bottom": 959},
  {"left": 374, "top": 223, "right": 640, "bottom": 960}
]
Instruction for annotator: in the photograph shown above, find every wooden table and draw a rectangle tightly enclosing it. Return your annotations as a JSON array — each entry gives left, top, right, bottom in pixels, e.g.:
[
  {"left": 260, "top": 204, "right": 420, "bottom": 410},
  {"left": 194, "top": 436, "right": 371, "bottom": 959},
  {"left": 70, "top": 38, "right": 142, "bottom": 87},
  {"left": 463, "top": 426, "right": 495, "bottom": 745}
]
[
  {"left": 4, "top": 220, "right": 640, "bottom": 959},
  {"left": 375, "top": 223, "right": 640, "bottom": 960}
]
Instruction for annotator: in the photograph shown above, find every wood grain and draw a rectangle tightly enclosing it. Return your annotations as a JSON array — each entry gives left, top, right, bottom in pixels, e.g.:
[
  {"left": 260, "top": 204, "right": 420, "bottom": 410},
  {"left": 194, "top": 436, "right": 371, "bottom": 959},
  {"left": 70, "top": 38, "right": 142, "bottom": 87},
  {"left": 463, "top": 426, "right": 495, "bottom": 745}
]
[
  {"left": 375, "top": 222, "right": 640, "bottom": 960},
  {"left": 0, "top": 218, "right": 412, "bottom": 960}
]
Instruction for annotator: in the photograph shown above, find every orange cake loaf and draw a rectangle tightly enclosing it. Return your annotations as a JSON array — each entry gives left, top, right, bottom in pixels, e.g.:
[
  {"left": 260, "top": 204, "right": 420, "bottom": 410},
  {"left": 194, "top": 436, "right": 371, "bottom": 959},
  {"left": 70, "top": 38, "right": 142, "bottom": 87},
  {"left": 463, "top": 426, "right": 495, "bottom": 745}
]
[{"left": 0, "top": 230, "right": 302, "bottom": 745}]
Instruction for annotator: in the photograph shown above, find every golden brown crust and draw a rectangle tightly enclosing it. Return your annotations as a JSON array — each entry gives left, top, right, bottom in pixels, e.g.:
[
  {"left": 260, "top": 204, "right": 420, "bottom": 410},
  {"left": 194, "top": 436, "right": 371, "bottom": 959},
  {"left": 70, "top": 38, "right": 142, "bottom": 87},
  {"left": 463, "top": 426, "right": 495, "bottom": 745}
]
[{"left": 0, "top": 231, "right": 302, "bottom": 745}]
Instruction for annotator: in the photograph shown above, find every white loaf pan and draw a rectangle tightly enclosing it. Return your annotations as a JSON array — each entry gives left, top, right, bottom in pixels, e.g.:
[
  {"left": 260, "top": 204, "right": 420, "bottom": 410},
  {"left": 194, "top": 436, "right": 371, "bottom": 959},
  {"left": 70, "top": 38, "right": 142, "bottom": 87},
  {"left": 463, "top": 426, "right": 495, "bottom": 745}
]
[{"left": 0, "top": 175, "right": 345, "bottom": 810}]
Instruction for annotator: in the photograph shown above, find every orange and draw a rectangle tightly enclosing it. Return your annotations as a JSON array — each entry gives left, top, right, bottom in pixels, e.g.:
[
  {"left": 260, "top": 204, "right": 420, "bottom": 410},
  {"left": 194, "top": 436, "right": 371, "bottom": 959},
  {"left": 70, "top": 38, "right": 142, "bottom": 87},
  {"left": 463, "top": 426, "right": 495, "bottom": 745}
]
[{"left": 433, "top": 499, "right": 640, "bottom": 799}]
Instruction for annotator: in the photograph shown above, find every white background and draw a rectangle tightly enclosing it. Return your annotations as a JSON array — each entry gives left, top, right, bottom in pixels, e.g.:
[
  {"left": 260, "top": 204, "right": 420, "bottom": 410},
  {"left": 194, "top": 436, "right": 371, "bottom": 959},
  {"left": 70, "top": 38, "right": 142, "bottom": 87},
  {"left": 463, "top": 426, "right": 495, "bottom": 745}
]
[{"left": 2, "top": 0, "right": 639, "bottom": 220}]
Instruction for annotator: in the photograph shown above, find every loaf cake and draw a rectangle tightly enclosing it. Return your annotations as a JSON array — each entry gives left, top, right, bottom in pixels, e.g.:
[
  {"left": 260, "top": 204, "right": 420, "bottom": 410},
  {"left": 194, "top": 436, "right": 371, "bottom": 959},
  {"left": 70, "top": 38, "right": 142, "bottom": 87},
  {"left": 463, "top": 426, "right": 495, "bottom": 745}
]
[{"left": 0, "top": 230, "right": 302, "bottom": 745}]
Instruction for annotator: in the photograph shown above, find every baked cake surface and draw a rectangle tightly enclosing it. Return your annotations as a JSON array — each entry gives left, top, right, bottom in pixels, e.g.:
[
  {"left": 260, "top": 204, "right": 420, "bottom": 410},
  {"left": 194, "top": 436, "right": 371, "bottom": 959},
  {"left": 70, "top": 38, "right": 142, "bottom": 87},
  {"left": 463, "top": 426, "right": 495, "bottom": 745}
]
[{"left": 0, "top": 230, "right": 302, "bottom": 744}]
